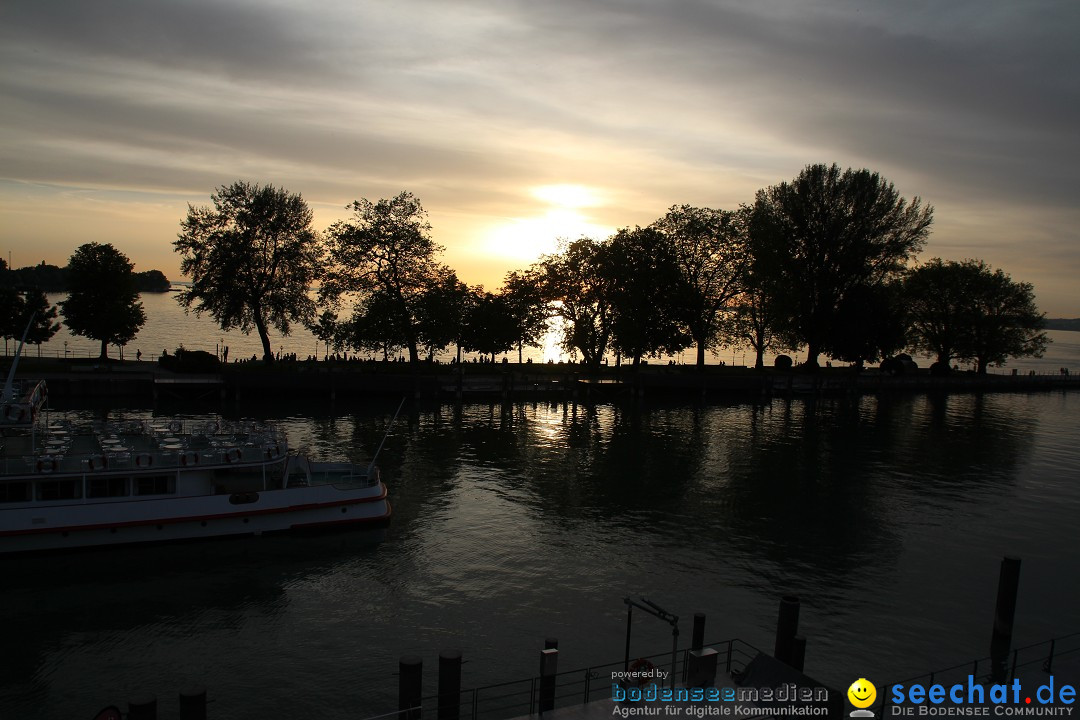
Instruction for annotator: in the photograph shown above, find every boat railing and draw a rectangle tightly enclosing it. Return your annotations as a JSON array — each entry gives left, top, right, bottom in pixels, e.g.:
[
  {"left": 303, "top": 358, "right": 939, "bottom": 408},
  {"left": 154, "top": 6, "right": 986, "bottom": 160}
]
[{"left": 12, "top": 441, "right": 289, "bottom": 476}]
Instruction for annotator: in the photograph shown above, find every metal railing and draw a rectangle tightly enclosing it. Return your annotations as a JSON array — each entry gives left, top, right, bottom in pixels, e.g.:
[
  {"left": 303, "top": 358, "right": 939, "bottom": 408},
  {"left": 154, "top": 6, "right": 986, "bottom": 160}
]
[{"left": 369, "top": 638, "right": 760, "bottom": 720}]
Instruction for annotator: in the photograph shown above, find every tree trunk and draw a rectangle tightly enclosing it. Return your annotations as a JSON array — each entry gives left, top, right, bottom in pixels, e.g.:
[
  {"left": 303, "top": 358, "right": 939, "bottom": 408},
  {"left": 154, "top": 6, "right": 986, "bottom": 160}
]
[
  {"left": 977, "top": 357, "right": 989, "bottom": 374},
  {"left": 755, "top": 347, "right": 765, "bottom": 370},
  {"left": 99, "top": 338, "right": 109, "bottom": 360},
  {"left": 253, "top": 314, "right": 273, "bottom": 363},
  {"left": 696, "top": 341, "right": 706, "bottom": 371},
  {"left": 804, "top": 343, "right": 820, "bottom": 369}
]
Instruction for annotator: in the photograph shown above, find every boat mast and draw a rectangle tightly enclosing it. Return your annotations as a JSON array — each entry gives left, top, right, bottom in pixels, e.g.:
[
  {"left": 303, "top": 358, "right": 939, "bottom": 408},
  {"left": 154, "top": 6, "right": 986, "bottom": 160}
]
[
  {"left": 1, "top": 312, "right": 35, "bottom": 404},
  {"left": 366, "top": 397, "right": 405, "bottom": 478}
]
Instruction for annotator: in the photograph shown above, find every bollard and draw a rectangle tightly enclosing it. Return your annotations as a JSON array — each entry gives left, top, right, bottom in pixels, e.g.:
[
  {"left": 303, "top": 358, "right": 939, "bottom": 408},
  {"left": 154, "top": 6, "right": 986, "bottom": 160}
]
[
  {"left": 990, "top": 556, "right": 1022, "bottom": 682},
  {"left": 539, "top": 647, "right": 559, "bottom": 714},
  {"left": 791, "top": 636, "right": 806, "bottom": 672},
  {"left": 437, "top": 649, "right": 463, "bottom": 720},
  {"left": 128, "top": 696, "right": 157, "bottom": 720},
  {"left": 544, "top": 637, "right": 559, "bottom": 651},
  {"left": 774, "top": 596, "right": 800, "bottom": 666},
  {"left": 179, "top": 687, "right": 207, "bottom": 720},
  {"left": 398, "top": 655, "right": 423, "bottom": 720},
  {"left": 687, "top": 648, "right": 719, "bottom": 688},
  {"left": 691, "top": 613, "right": 706, "bottom": 652}
]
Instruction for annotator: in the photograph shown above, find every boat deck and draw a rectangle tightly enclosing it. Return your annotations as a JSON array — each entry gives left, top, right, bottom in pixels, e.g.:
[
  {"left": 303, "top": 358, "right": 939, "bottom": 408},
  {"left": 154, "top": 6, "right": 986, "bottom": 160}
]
[{"left": 1, "top": 419, "right": 285, "bottom": 477}]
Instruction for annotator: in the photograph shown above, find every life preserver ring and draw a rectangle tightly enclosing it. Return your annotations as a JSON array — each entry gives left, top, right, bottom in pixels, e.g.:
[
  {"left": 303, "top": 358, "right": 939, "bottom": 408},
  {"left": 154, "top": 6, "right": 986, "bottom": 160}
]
[
  {"left": 180, "top": 451, "right": 199, "bottom": 467},
  {"left": 135, "top": 453, "right": 154, "bottom": 468},
  {"left": 224, "top": 448, "right": 242, "bottom": 463},
  {"left": 88, "top": 455, "right": 108, "bottom": 471},
  {"left": 3, "top": 405, "right": 26, "bottom": 422},
  {"left": 626, "top": 658, "right": 658, "bottom": 687},
  {"left": 37, "top": 457, "right": 57, "bottom": 473},
  {"left": 168, "top": 420, "right": 183, "bottom": 433}
]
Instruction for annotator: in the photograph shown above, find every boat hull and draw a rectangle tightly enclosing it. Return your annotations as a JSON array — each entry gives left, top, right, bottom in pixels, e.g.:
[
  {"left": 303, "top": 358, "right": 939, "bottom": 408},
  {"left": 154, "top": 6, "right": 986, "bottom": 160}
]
[{"left": 0, "top": 483, "right": 390, "bottom": 554}]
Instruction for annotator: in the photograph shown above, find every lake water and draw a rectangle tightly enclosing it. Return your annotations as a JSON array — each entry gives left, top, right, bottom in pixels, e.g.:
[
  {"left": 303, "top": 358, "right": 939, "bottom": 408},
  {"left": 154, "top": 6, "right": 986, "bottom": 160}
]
[
  {"left": 9, "top": 289, "right": 1080, "bottom": 373},
  {"left": 3, "top": 386, "right": 1079, "bottom": 718}
]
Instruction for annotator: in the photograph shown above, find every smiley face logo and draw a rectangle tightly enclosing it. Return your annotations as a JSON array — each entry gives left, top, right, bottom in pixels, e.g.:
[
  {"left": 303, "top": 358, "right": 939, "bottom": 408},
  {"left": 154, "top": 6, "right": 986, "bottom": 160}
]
[{"left": 847, "top": 678, "right": 877, "bottom": 708}]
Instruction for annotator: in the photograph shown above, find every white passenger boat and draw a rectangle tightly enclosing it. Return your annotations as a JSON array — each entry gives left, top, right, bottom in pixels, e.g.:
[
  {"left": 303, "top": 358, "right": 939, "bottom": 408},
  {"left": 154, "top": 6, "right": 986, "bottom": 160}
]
[{"left": 0, "top": 378, "right": 392, "bottom": 554}]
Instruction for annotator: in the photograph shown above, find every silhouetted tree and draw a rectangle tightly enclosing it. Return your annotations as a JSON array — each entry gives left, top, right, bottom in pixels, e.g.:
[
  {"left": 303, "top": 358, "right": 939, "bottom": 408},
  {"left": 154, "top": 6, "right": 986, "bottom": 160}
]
[
  {"left": 536, "top": 237, "right": 613, "bottom": 368},
  {"left": 903, "top": 258, "right": 976, "bottom": 369},
  {"left": 344, "top": 290, "right": 407, "bottom": 361},
  {"left": 176, "top": 181, "right": 321, "bottom": 363},
  {"left": 415, "top": 270, "right": 469, "bottom": 361},
  {"left": 462, "top": 290, "right": 519, "bottom": 362},
  {"left": 651, "top": 205, "right": 749, "bottom": 369},
  {"left": 726, "top": 271, "right": 795, "bottom": 370},
  {"left": 501, "top": 269, "right": 549, "bottom": 364},
  {"left": 60, "top": 243, "right": 145, "bottom": 360},
  {"left": 824, "top": 282, "right": 907, "bottom": 370},
  {"left": 750, "top": 164, "right": 933, "bottom": 367},
  {"left": 311, "top": 309, "right": 338, "bottom": 360},
  {"left": 322, "top": 192, "right": 450, "bottom": 364},
  {"left": 906, "top": 259, "right": 1047, "bottom": 373},
  {"left": 606, "top": 226, "right": 690, "bottom": 367}
]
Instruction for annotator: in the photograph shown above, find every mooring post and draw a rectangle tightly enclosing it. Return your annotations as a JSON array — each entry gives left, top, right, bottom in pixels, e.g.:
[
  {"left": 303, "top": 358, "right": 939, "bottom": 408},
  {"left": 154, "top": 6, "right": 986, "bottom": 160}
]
[
  {"left": 127, "top": 696, "right": 157, "bottom": 720},
  {"left": 545, "top": 637, "right": 559, "bottom": 650},
  {"left": 539, "top": 647, "right": 559, "bottom": 714},
  {"left": 437, "top": 649, "right": 462, "bottom": 720},
  {"left": 791, "top": 635, "right": 807, "bottom": 672},
  {"left": 774, "top": 595, "right": 800, "bottom": 666},
  {"left": 398, "top": 655, "right": 423, "bottom": 720},
  {"left": 990, "top": 555, "right": 1022, "bottom": 682},
  {"left": 691, "top": 613, "right": 706, "bottom": 652},
  {"left": 178, "top": 687, "right": 207, "bottom": 720}
]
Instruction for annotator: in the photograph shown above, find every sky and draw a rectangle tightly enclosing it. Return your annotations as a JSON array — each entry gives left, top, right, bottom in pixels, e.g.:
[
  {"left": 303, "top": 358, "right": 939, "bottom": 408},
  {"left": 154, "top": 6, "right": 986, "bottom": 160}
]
[{"left": 1, "top": 0, "right": 1078, "bottom": 315}]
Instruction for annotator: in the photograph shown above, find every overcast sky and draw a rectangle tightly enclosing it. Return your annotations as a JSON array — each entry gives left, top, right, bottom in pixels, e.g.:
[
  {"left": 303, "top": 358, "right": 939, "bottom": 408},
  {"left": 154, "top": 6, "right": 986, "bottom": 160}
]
[{"left": 2, "top": 0, "right": 1077, "bottom": 314}]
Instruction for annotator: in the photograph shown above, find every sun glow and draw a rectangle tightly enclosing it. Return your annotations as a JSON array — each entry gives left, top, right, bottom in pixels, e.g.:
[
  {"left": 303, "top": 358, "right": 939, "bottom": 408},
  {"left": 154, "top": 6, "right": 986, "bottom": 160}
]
[
  {"left": 531, "top": 184, "right": 603, "bottom": 209},
  {"left": 484, "top": 184, "right": 612, "bottom": 263}
]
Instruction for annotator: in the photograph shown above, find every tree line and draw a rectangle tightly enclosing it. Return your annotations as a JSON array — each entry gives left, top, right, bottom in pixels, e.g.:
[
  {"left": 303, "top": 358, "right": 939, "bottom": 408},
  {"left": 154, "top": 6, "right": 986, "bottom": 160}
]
[
  {"left": 4, "top": 164, "right": 1049, "bottom": 372},
  {"left": 174, "top": 166, "right": 1046, "bottom": 374}
]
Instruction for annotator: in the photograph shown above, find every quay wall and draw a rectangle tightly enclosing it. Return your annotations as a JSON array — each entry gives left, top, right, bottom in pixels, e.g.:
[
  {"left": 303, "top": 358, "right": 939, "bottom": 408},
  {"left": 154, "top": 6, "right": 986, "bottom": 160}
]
[{"left": 12, "top": 359, "right": 1079, "bottom": 404}]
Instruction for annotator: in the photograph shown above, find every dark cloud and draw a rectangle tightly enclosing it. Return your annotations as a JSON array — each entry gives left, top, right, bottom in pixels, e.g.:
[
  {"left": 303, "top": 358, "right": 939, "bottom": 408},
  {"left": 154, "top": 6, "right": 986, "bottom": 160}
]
[{"left": 1, "top": 0, "right": 1078, "bottom": 309}]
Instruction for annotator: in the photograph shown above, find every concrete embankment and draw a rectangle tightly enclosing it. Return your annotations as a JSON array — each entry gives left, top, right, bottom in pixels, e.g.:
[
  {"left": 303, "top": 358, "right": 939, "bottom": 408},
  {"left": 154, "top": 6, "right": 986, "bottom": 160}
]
[{"left": 13, "top": 359, "right": 1078, "bottom": 404}]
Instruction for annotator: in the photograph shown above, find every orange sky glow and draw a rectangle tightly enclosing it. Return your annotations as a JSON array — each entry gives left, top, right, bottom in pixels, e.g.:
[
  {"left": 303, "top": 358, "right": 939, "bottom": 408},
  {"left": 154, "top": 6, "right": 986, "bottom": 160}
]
[{"left": 2, "top": 1, "right": 1077, "bottom": 314}]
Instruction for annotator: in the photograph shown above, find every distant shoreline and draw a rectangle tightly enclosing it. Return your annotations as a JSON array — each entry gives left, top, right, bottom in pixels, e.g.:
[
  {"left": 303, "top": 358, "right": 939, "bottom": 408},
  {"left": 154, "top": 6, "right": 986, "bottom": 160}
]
[{"left": 1045, "top": 318, "right": 1080, "bottom": 332}]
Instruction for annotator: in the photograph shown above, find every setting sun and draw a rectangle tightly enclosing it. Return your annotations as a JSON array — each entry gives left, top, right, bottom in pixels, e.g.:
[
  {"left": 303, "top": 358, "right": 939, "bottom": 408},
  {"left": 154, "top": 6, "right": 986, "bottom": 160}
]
[
  {"left": 484, "top": 184, "right": 613, "bottom": 263},
  {"left": 531, "top": 184, "right": 604, "bottom": 209}
]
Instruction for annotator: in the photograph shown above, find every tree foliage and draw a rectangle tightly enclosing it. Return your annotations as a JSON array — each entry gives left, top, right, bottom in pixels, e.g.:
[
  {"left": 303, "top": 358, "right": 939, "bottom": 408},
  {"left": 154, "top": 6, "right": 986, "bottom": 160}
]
[
  {"left": 461, "top": 289, "right": 519, "bottom": 362},
  {"left": 606, "top": 226, "right": 690, "bottom": 366},
  {"left": 500, "top": 270, "right": 549, "bottom": 363},
  {"left": 905, "top": 259, "right": 1048, "bottom": 373},
  {"left": 322, "top": 191, "right": 451, "bottom": 364},
  {"left": 176, "top": 181, "right": 321, "bottom": 363},
  {"left": 750, "top": 163, "right": 933, "bottom": 367},
  {"left": 535, "top": 237, "right": 613, "bottom": 368},
  {"left": 59, "top": 243, "right": 146, "bottom": 360},
  {"left": 651, "top": 205, "right": 749, "bottom": 369}
]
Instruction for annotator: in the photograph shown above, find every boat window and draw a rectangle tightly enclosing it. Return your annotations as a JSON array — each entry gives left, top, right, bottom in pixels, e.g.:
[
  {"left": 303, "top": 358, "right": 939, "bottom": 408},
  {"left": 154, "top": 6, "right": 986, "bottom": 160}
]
[
  {"left": 133, "top": 475, "right": 176, "bottom": 496},
  {"left": 37, "top": 479, "right": 82, "bottom": 501},
  {"left": 88, "top": 477, "right": 129, "bottom": 498},
  {"left": 0, "top": 481, "right": 32, "bottom": 503}
]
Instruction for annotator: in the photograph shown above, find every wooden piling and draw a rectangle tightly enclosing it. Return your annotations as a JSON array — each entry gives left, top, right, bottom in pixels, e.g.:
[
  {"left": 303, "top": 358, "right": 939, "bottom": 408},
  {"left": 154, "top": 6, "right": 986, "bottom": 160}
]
[
  {"left": 990, "top": 555, "right": 1022, "bottom": 682},
  {"left": 774, "top": 595, "right": 800, "bottom": 666},
  {"left": 127, "top": 695, "right": 157, "bottom": 720},
  {"left": 398, "top": 655, "right": 423, "bottom": 720},
  {"left": 539, "top": 647, "right": 559, "bottom": 714},
  {"left": 437, "top": 649, "right": 462, "bottom": 720},
  {"left": 179, "top": 687, "right": 207, "bottom": 720}
]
